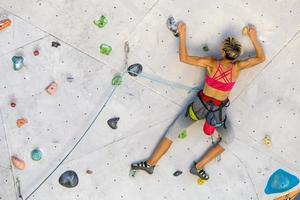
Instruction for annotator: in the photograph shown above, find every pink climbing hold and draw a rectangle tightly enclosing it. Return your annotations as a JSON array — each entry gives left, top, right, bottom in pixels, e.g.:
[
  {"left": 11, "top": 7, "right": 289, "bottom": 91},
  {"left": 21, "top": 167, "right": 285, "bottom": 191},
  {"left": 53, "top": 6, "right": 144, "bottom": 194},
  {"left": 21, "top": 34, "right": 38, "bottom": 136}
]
[{"left": 46, "top": 81, "right": 57, "bottom": 95}]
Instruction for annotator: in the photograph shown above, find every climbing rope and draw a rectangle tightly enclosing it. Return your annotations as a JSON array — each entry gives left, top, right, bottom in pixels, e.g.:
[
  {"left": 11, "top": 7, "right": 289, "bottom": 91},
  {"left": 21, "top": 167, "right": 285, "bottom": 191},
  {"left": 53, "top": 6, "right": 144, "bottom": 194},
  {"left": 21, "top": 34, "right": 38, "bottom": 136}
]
[
  {"left": 25, "top": 42, "right": 130, "bottom": 200},
  {"left": 126, "top": 68, "right": 201, "bottom": 93}
]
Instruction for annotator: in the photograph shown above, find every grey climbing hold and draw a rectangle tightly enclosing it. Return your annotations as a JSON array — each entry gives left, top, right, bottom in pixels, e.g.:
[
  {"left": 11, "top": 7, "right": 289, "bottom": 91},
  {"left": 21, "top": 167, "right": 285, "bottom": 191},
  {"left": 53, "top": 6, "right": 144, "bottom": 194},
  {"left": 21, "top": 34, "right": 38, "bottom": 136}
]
[
  {"left": 52, "top": 41, "right": 61, "bottom": 48},
  {"left": 127, "top": 63, "right": 143, "bottom": 77},
  {"left": 59, "top": 170, "right": 79, "bottom": 188},
  {"left": 66, "top": 75, "right": 74, "bottom": 83},
  {"left": 202, "top": 44, "right": 209, "bottom": 52},
  {"left": 173, "top": 170, "right": 183, "bottom": 176},
  {"left": 107, "top": 117, "right": 120, "bottom": 129},
  {"left": 166, "top": 16, "right": 179, "bottom": 37}
]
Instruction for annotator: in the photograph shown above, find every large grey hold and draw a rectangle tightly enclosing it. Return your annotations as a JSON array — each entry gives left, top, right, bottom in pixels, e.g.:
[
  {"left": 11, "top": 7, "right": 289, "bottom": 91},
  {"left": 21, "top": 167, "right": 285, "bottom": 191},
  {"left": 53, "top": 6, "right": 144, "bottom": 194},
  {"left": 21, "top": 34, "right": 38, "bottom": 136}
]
[
  {"left": 127, "top": 63, "right": 143, "bottom": 77},
  {"left": 107, "top": 117, "right": 120, "bottom": 129},
  {"left": 59, "top": 170, "right": 79, "bottom": 188}
]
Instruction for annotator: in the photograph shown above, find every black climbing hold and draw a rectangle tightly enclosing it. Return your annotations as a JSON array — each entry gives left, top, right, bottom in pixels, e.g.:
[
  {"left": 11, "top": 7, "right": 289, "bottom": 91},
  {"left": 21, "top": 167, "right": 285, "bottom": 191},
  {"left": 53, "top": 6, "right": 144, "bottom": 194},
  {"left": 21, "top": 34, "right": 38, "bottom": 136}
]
[
  {"left": 52, "top": 41, "right": 61, "bottom": 48},
  {"left": 173, "top": 170, "right": 183, "bottom": 176},
  {"left": 107, "top": 117, "right": 120, "bottom": 129},
  {"left": 127, "top": 63, "right": 143, "bottom": 77},
  {"left": 59, "top": 170, "right": 79, "bottom": 188}
]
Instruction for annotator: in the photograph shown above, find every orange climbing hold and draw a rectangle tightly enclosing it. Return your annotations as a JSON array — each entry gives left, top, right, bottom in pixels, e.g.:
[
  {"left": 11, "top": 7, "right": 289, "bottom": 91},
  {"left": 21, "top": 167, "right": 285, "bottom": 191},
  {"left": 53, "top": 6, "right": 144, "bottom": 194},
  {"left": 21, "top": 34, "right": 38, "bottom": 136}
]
[
  {"left": 11, "top": 156, "right": 26, "bottom": 170},
  {"left": 46, "top": 81, "right": 57, "bottom": 95},
  {"left": 0, "top": 19, "right": 12, "bottom": 31},
  {"left": 16, "top": 118, "right": 27, "bottom": 128}
]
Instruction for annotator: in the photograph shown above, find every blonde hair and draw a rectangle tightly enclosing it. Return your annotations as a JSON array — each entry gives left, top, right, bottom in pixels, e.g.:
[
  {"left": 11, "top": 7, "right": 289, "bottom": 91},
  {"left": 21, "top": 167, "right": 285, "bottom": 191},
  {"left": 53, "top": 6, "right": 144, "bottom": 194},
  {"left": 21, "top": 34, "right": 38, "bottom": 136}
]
[{"left": 222, "top": 37, "right": 242, "bottom": 60}]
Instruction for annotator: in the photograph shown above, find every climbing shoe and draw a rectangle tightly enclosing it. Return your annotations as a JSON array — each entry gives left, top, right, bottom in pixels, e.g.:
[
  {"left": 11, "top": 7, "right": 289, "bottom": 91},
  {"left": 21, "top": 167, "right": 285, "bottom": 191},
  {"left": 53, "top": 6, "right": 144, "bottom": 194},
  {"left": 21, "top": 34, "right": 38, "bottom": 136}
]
[
  {"left": 131, "top": 161, "right": 155, "bottom": 174},
  {"left": 190, "top": 164, "right": 209, "bottom": 180}
]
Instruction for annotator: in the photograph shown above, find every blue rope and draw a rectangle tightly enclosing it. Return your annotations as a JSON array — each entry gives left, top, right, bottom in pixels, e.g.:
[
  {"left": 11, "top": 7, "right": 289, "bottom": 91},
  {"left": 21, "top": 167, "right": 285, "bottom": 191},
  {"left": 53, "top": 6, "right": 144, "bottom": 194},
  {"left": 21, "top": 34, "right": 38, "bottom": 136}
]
[{"left": 127, "top": 69, "right": 201, "bottom": 93}]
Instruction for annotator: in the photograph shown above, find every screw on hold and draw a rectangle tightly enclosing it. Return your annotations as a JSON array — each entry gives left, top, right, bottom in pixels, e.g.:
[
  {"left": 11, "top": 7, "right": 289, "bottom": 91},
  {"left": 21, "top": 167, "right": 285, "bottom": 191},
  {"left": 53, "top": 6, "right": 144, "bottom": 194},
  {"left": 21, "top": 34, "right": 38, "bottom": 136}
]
[
  {"left": 66, "top": 75, "right": 74, "bottom": 83},
  {"left": 12, "top": 56, "right": 24, "bottom": 71},
  {"left": 242, "top": 26, "right": 249, "bottom": 36},
  {"left": 178, "top": 130, "right": 187, "bottom": 139},
  {"left": 33, "top": 50, "right": 39, "bottom": 56},
  {"left": 112, "top": 75, "right": 122, "bottom": 86},
  {"left": 31, "top": 148, "right": 43, "bottom": 161},
  {"left": 59, "top": 170, "right": 79, "bottom": 188},
  {"left": 86, "top": 169, "right": 93, "bottom": 174},
  {"left": 166, "top": 16, "right": 179, "bottom": 37},
  {"left": 52, "top": 41, "right": 61, "bottom": 48},
  {"left": 10, "top": 101, "right": 16, "bottom": 108},
  {"left": 16, "top": 118, "right": 27, "bottom": 128},
  {"left": 263, "top": 135, "right": 272, "bottom": 147},
  {"left": 107, "top": 117, "right": 120, "bottom": 129},
  {"left": 197, "top": 178, "right": 206, "bottom": 185},
  {"left": 173, "top": 170, "right": 183, "bottom": 176},
  {"left": 11, "top": 156, "right": 26, "bottom": 170},
  {"left": 0, "top": 18, "right": 12, "bottom": 31},
  {"left": 94, "top": 15, "right": 108, "bottom": 28},
  {"left": 127, "top": 63, "right": 143, "bottom": 77},
  {"left": 100, "top": 43, "right": 112, "bottom": 55},
  {"left": 202, "top": 44, "right": 209, "bottom": 52}
]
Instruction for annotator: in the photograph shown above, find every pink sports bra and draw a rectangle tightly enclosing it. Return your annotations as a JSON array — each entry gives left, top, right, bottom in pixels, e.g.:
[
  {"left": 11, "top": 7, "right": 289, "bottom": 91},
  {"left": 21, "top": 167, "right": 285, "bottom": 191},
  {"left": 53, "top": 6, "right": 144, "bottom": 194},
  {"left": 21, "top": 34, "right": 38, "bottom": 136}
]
[{"left": 205, "top": 62, "right": 236, "bottom": 92}]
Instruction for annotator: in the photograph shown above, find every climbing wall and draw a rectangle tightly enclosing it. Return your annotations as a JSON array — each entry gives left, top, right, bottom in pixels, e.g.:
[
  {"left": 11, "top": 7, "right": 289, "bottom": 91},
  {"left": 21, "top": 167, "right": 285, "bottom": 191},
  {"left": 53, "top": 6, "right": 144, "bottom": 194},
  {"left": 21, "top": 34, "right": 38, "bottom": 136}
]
[{"left": 0, "top": 0, "right": 299, "bottom": 199}]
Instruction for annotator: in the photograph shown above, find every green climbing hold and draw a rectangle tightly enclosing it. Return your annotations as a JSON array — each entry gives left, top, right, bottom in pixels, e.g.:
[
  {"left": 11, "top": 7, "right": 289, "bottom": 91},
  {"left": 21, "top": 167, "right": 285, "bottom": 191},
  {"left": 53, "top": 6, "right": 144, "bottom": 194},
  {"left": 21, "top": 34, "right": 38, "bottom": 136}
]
[
  {"left": 178, "top": 130, "right": 187, "bottom": 139},
  {"left": 112, "top": 75, "right": 122, "bottom": 86},
  {"left": 202, "top": 44, "right": 209, "bottom": 52},
  {"left": 100, "top": 44, "right": 112, "bottom": 55},
  {"left": 94, "top": 16, "right": 108, "bottom": 28},
  {"left": 31, "top": 148, "right": 43, "bottom": 161}
]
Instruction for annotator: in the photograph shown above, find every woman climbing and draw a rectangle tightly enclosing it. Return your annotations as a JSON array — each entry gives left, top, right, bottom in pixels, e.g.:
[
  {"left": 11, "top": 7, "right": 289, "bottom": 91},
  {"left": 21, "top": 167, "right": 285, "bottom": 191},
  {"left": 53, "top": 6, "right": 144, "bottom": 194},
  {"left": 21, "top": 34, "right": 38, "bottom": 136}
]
[{"left": 131, "top": 22, "right": 265, "bottom": 180}]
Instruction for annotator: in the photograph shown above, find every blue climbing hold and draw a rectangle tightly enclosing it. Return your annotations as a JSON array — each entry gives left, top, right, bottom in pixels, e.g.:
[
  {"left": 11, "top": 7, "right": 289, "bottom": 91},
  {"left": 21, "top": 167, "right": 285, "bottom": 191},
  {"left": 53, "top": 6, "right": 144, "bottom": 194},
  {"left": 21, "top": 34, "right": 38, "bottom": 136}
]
[
  {"left": 31, "top": 148, "right": 43, "bottom": 161},
  {"left": 12, "top": 56, "right": 24, "bottom": 71},
  {"left": 265, "top": 169, "right": 299, "bottom": 194}
]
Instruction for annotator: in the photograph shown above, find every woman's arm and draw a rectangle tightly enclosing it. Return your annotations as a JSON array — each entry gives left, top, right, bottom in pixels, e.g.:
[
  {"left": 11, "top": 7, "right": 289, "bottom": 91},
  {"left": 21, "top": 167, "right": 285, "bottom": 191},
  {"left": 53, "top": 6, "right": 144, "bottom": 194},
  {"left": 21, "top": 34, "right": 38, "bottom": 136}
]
[
  {"left": 237, "top": 26, "right": 266, "bottom": 70},
  {"left": 178, "top": 23, "right": 215, "bottom": 68}
]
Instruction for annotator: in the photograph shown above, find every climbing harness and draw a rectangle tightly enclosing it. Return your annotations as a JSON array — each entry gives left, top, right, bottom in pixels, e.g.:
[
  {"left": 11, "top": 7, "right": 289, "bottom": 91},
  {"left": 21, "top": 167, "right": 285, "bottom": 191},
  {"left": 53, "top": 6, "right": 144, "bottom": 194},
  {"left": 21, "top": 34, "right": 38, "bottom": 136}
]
[{"left": 198, "top": 90, "right": 230, "bottom": 128}]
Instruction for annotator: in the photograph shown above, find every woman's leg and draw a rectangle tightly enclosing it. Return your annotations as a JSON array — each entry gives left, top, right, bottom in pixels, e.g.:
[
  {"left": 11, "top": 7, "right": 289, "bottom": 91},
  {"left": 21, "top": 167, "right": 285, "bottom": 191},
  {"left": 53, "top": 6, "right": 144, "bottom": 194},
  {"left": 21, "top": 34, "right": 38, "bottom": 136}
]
[
  {"left": 195, "top": 144, "right": 225, "bottom": 169},
  {"left": 131, "top": 106, "right": 196, "bottom": 173},
  {"left": 192, "top": 118, "right": 234, "bottom": 179},
  {"left": 147, "top": 137, "right": 173, "bottom": 166}
]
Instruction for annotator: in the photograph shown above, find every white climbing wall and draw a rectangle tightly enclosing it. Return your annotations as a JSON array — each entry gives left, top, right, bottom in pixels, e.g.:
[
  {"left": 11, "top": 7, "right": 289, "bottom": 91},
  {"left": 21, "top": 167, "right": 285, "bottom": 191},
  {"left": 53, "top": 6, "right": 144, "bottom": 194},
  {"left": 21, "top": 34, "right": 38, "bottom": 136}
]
[{"left": 0, "top": 0, "right": 299, "bottom": 199}]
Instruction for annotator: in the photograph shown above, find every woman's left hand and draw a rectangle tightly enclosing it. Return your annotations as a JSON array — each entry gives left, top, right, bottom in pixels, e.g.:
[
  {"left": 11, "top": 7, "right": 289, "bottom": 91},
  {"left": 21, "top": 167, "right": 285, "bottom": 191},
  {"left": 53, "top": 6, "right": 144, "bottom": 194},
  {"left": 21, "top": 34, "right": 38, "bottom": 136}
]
[{"left": 178, "top": 22, "right": 186, "bottom": 34}]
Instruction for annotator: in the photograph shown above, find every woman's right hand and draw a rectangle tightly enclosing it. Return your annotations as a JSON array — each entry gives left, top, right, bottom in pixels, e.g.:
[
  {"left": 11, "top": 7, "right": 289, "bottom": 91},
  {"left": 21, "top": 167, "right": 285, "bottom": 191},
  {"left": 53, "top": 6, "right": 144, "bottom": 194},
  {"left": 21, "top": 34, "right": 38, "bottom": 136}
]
[{"left": 247, "top": 26, "right": 257, "bottom": 39}]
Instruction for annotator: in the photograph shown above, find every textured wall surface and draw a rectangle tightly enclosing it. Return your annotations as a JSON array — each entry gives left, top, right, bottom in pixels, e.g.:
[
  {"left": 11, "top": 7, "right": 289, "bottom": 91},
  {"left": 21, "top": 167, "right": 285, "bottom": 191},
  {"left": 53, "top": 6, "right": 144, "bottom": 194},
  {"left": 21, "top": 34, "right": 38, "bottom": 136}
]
[{"left": 0, "top": 0, "right": 299, "bottom": 199}]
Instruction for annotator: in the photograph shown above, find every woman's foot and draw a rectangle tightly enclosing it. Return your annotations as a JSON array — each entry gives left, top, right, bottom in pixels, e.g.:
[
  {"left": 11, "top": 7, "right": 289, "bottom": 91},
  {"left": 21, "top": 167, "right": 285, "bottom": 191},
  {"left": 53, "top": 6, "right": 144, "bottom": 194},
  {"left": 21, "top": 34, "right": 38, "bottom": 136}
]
[
  {"left": 190, "top": 164, "right": 209, "bottom": 180},
  {"left": 131, "top": 161, "right": 155, "bottom": 174}
]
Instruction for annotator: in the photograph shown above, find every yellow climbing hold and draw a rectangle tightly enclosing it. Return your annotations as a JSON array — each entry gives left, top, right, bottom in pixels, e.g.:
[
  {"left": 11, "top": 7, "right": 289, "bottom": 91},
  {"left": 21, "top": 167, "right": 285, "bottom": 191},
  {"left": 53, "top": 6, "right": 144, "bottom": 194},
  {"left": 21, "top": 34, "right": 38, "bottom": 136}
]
[
  {"left": 197, "top": 178, "right": 206, "bottom": 185},
  {"left": 263, "top": 135, "right": 272, "bottom": 147},
  {"left": 242, "top": 26, "right": 249, "bottom": 35}
]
